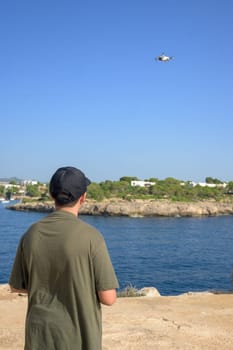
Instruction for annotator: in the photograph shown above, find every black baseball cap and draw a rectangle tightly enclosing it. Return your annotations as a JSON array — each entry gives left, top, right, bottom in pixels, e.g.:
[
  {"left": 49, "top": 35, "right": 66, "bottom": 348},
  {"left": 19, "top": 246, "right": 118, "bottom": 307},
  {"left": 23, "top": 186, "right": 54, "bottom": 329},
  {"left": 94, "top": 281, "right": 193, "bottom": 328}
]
[{"left": 49, "top": 166, "right": 91, "bottom": 204}]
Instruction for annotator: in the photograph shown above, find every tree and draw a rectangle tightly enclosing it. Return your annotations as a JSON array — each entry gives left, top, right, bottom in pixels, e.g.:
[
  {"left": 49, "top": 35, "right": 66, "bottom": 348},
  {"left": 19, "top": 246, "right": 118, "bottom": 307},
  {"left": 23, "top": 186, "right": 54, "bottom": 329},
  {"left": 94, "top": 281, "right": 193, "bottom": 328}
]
[
  {"left": 205, "top": 177, "right": 222, "bottom": 184},
  {"left": 26, "top": 184, "right": 41, "bottom": 197},
  {"left": 87, "top": 183, "right": 105, "bottom": 201},
  {"left": 119, "top": 176, "right": 138, "bottom": 183},
  {"left": 9, "top": 180, "right": 17, "bottom": 185},
  {"left": 5, "top": 190, "right": 12, "bottom": 200},
  {"left": 226, "top": 181, "right": 233, "bottom": 192},
  {"left": 147, "top": 178, "right": 158, "bottom": 183},
  {"left": 164, "top": 177, "right": 181, "bottom": 184},
  {"left": 0, "top": 185, "right": 4, "bottom": 196}
]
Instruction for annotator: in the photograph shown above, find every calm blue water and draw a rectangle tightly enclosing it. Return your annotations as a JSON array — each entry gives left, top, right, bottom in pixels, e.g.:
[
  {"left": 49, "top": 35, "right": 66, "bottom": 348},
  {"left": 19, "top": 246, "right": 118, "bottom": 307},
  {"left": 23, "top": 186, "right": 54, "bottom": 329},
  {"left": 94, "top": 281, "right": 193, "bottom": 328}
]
[{"left": 1, "top": 201, "right": 233, "bottom": 295}]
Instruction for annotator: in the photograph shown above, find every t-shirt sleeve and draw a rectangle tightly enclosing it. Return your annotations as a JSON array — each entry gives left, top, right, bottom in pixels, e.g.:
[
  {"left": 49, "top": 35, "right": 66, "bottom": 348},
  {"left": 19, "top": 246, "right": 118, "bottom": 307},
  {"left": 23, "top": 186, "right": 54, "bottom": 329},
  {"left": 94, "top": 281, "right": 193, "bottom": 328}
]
[
  {"left": 92, "top": 239, "right": 119, "bottom": 291},
  {"left": 9, "top": 236, "right": 28, "bottom": 290}
]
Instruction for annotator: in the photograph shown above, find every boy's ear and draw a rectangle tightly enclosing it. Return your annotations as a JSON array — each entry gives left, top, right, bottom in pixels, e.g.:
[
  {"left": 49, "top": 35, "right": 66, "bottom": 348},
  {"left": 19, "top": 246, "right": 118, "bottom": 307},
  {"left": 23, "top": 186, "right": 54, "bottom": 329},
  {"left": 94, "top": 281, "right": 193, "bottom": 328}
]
[{"left": 80, "top": 192, "right": 86, "bottom": 204}]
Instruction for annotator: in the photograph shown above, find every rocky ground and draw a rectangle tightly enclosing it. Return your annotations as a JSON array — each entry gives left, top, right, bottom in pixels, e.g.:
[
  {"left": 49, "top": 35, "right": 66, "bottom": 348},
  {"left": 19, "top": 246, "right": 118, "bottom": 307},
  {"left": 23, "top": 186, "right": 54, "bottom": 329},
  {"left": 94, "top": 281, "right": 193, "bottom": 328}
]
[{"left": 0, "top": 284, "right": 233, "bottom": 349}]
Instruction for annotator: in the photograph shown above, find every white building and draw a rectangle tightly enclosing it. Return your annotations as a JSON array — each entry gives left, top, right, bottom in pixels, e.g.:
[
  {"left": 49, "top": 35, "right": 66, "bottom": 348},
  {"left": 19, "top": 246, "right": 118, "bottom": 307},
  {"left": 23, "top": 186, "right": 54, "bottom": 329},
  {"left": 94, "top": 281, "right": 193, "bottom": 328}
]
[
  {"left": 0, "top": 182, "right": 21, "bottom": 189},
  {"left": 189, "top": 181, "right": 227, "bottom": 188},
  {"left": 131, "top": 180, "right": 155, "bottom": 188},
  {"left": 21, "top": 180, "right": 38, "bottom": 186}
]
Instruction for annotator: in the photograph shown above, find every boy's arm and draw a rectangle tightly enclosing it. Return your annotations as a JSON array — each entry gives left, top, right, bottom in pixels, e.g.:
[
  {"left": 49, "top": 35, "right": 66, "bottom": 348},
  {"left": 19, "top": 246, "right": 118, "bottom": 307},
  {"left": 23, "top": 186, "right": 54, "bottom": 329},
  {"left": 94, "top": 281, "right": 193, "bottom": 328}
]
[{"left": 98, "top": 289, "right": 117, "bottom": 306}]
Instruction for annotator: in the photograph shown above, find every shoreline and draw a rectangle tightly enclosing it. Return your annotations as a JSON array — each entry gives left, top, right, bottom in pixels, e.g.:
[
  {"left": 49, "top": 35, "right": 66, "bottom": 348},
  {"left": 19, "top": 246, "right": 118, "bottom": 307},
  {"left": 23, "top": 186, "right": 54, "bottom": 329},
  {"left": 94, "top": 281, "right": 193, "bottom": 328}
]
[
  {"left": 1, "top": 284, "right": 233, "bottom": 349},
  {"left": 6, "top": 198, "right": 233, "bottom": 217}
]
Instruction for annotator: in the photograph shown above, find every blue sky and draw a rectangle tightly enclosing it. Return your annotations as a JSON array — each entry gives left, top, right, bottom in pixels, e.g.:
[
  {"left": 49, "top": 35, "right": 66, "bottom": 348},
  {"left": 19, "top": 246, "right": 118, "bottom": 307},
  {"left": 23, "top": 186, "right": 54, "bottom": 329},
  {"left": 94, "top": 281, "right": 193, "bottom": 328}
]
[{"left": 1, "top": 0, "right": 233, "bottom": 183}]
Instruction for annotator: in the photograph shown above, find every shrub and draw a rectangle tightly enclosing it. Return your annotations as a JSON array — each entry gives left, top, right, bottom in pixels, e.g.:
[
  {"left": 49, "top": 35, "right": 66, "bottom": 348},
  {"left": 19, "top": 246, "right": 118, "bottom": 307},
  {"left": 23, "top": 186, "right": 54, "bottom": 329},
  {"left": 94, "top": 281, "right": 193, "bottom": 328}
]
[{"left": 117, "top": 285, "right": 145, "bottom": 297}]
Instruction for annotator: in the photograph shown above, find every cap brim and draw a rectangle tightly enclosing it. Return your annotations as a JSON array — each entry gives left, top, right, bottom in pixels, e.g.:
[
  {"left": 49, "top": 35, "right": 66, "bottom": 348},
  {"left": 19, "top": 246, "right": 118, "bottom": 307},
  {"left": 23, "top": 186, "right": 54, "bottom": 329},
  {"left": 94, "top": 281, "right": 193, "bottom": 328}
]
[{"left": 86, "top": 178, "right": 91, "bottom": 186}]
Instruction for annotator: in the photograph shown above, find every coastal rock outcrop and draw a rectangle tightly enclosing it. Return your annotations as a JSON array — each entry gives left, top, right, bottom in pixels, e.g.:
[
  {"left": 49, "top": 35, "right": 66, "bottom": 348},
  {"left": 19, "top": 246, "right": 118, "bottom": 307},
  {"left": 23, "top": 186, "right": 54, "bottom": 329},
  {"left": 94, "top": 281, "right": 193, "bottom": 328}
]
[
  {"left": 139, "top": 287, "right": 161, "bottom": 297},
  {"left": 7, "top": 199, "right": 233, "bottom": 217},
  {"left": 79, "top": 199, "right": 233, "bottom": 217}
]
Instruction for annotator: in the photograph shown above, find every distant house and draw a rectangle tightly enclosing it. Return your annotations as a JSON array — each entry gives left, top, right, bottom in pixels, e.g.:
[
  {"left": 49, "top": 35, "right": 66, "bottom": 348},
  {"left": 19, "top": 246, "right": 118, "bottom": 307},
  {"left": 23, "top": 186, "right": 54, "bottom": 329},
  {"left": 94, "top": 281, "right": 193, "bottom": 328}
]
[
  {"left": 0, "top": 181, "right": 10, "bottom": 187},
  {"left": 21, "top": 180, "right": 38, "bottom": 186},
  {"left": 0, "top": 182, "right": 21, "bottom": 189},
  {"left": 131, "top": 180, "right": 155, "bottom": 188},
  {"left": 189, "top": 181, "right": 227, "bottom": 188}
]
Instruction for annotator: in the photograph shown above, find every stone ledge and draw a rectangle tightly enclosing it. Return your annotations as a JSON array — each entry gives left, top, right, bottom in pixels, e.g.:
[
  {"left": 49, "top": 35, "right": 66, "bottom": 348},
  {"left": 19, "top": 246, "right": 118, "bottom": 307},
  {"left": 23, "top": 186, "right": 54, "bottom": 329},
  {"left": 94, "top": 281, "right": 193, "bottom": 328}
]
[{"left": 6, "top": 199, "right": 233, "bottom": 217}]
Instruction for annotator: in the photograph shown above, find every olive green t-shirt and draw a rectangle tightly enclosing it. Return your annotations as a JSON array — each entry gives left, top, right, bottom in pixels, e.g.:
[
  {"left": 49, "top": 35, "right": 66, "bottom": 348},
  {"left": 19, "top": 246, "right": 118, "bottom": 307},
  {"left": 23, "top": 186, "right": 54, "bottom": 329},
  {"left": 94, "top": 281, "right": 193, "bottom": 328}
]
[{"left": 9, "top": 210, "right": 119, "bottom": 350}]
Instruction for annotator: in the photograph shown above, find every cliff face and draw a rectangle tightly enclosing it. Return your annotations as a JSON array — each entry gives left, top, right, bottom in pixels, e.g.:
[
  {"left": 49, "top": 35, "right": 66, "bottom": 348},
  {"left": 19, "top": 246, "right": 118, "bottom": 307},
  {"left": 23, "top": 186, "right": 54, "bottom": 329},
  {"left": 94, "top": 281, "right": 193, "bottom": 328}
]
[
  {"left": 7, "top": 199, "right": 233, "bottom": 217},
  {"left": 79, "top": 199, "right": 233, "bottom": 217}
]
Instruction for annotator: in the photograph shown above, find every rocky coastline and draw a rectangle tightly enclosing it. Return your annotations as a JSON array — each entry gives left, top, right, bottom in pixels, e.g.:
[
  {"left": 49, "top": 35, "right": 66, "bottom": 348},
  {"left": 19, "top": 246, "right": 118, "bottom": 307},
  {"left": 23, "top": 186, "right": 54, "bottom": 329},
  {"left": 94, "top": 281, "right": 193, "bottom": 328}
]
[{"left": 6, "top": 199, "right": 233, "bottom": 217}]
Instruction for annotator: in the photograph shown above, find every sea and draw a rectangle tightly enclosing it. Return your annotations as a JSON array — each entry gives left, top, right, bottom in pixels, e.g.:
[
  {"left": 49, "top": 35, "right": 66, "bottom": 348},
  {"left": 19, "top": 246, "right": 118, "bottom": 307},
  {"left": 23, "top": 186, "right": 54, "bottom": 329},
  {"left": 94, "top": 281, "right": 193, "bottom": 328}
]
[{"left": 1, "top": 200, "right": 233, "bottom": 296}]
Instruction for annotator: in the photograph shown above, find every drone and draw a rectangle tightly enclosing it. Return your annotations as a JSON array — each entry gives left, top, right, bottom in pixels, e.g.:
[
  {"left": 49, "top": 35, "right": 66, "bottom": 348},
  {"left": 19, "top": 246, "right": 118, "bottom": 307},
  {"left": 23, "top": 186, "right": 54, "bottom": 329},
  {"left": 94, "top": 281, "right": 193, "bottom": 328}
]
[{"left": 155, "top": 53, "right": 173, "bottom": 62}]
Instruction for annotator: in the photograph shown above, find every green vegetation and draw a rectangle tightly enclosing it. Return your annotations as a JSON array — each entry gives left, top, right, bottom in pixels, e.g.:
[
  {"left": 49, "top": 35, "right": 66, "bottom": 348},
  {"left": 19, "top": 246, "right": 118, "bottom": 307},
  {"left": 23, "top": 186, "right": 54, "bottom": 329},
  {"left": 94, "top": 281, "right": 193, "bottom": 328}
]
[
  {"left": 205, "top": 177, "right": 223, "bottom": 184},
  {"left": 0, "top": 185, "right": 4, "bottom": 196},
  {"left": 4, "top": 176, "right": 233, "bottom": 203},
  {"left": 227, "top": 181, "right": 233, "bottom": 191},
  {"left": 25, "top": 184, "right": 41, "bottom": 197},
  {"left": 86, "top": 177, "right": 232, "bottom": 202},
  {"left": 117, "top": 285, "right": 145, "bottom": 298},
  {"left": 0, "top": 184, "right": 21, "bottom": 198}
]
